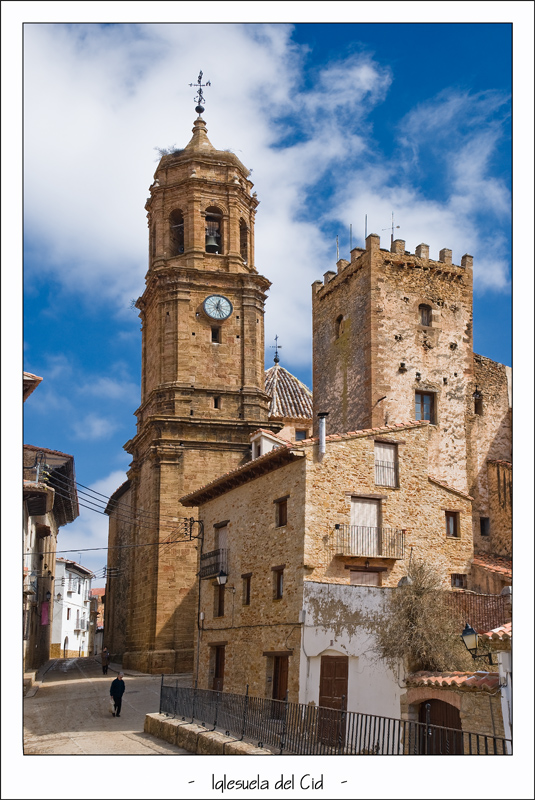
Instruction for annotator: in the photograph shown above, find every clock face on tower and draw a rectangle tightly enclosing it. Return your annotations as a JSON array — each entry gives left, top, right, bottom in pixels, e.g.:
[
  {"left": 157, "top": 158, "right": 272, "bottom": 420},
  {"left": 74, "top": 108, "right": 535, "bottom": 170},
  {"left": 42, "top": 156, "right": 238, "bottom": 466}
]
[{"left": 203, "top": 294, "right": 233, "bottom": 321}]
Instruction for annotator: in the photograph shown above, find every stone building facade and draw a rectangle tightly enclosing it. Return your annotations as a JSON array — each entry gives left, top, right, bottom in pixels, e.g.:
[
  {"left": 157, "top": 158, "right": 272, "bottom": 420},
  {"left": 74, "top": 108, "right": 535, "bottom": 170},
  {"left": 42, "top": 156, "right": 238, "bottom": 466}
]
[
  {"left": 311, "top": 233, "right": 511, "bottom": 592},
  {"left": 181, "top": 420, "right": 474, "bottom": 703},
  {"left": 105, "top": 114, "right": 283, "bottom": 673}
]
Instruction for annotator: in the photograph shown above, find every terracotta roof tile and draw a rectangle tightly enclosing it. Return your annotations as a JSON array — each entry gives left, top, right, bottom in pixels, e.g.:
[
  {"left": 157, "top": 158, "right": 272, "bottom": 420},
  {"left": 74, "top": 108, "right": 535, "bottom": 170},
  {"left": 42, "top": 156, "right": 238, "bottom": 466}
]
[
  {"left": 407, "top": 671, "right": 500, "bottom": 692},
  {"left": 479, "top": 622, "right": 512, "bottom": 642},
  {"left": 250, "top": 428, "right": 293, "bottom": 444},
  {"left": 472, "top": 553, "right": 512, "bottom": 578},
  {"left": 297, "top": 419, "right": 429, "bottom": 446},
  {"left": 265, "top": 365, "right": 313, "bottom": 421}
]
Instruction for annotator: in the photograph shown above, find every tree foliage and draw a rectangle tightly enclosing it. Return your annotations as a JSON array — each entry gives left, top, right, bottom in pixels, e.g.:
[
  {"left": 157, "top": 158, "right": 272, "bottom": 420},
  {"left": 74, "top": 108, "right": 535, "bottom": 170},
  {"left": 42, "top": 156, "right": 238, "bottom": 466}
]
[{"left": 374, "top": 560, "right": 474, "bottom": 673}]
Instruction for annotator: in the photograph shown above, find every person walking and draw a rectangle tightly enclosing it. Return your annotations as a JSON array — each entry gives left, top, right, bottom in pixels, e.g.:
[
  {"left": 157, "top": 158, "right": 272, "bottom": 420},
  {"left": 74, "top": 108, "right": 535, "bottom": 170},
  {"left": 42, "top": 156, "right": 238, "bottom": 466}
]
[
  {"left": 101, "top": 646, "right": 110, "bottom": 675},
  {"left": 110, "top": 673, "right": 125, "bottom": 717}
]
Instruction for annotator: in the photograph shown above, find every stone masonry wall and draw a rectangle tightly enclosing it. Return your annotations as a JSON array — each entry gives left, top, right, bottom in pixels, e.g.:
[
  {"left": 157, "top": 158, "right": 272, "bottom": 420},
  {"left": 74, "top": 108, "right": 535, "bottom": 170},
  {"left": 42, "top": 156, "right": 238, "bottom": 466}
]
[
  {"left": 312, "top": 234, "right": 475, "bottom": 494},
  {"left": 301, "top": 425, "right": 473, "bottom": 589},
  {"left": 486, "top": 462, "right": 512, "bottom": 558},
  {"left": 193, "top": 459, "right": 307, "bottom": 701}
]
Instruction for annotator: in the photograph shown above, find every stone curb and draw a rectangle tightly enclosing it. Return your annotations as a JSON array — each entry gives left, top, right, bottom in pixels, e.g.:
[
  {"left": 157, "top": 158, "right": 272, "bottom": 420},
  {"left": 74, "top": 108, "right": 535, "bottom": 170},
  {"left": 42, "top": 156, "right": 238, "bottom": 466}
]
[
  {"left": 24, "top": 659, "right": 58, "bottom": 698},
  {"left": 144, "top": 713, "right": 272, "bottom": 755}
]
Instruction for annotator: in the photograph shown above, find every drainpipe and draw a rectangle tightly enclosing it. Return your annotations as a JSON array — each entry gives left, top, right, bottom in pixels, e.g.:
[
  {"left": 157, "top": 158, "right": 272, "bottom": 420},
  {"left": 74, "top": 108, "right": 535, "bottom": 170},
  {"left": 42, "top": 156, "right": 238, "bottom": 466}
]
[{"left": 317, "top": 412, "right": 329, "bottom": 457}]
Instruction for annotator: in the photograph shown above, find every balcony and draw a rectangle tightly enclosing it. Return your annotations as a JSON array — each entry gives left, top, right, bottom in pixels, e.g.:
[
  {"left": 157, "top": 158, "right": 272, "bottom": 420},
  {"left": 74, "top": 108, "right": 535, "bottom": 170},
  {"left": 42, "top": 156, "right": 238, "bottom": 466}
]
[
  {"left": 333, "top": 525, "right": 405, "bottom": 559},
  {"left": 199, "top": 548, "right": 228, "bottom": 579}
]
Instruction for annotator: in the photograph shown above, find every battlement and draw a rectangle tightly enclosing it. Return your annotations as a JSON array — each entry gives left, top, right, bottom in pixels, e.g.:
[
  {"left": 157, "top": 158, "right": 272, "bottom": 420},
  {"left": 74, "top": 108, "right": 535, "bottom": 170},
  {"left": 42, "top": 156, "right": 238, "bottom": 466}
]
[{"left": 314, "top": 232, "right": 473, "bottom": 294}]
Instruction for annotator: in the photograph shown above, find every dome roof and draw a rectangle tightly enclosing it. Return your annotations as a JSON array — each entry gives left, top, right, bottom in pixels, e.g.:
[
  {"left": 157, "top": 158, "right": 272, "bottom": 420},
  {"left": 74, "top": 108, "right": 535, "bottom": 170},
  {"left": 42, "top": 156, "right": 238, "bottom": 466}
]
[{"left": 265, "top": 364, "right": 313, "bottom": 421}]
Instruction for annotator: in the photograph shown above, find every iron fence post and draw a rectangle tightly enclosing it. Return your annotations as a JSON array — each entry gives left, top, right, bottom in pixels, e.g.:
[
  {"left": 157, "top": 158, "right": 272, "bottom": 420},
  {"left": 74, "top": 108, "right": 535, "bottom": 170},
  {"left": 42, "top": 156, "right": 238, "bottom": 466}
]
[
  {"left": 279, "top": 690, "right": 289, "bottom": 755},
  {"left": 338, "top": 694, "right": 347, "bottom": 754},
  {"left": 191, "top": 680, "right": 197, "bottom": 724},
  {"left": 240, "top": 684, "right": 249, "bottom": 741},
  {"left": 174, "top": 679, "right": 178, "bottom": 718},
  {"left": 211, "top": 691, "right": 220, "bottom": 731},
  {"left": 159, "top": 673, "right": 164, "bottom": 714}
]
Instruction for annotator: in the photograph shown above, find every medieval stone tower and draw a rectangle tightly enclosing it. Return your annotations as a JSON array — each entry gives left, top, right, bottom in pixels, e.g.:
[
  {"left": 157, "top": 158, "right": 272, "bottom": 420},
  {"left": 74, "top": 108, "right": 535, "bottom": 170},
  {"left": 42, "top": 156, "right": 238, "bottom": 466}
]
[
  {"left": 312, "top": 233, "right": 511, "bottom": 563},
  {"left": 105, "top": 111, "right": 276, "bottom": 673}
]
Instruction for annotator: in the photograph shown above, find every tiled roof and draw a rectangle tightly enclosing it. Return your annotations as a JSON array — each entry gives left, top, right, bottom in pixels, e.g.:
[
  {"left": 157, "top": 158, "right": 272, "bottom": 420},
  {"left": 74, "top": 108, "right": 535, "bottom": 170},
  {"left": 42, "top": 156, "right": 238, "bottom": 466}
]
[
  {"left": 479, "top": 622, "right": 512, "bottom": 642},
  {"left": 90, "top": 588, "right": 106, "bottom": 597},
  {"left": 250, "top": 428, "right": 290, "bottom": 444},
  {"left": 407, "top": 671, "right": 500, "bottom": 692},
  {"left": 297, "top": 419, "right": 430, "bottom": 446},
  {"left": 428, "top": 476, "right": 474, "bottom": 501},
  {"left": 181, "top": 443, "right": 304, "bottom": 506},
  {"left": 472, "top": 553, "right": 512, "bottom": 578},
  {"left": 265, "top": 365, "right": 313, "bottom": 421},
  {"left": 24, "top": 444, "right": 74, "bottom": 460}
]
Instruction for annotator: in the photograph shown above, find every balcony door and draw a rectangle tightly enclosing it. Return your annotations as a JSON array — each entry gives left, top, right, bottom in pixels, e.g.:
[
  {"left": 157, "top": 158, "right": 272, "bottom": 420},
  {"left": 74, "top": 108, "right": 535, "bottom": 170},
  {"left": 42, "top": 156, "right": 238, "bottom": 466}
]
[{"left": 350, "top": 498, "right": 381, "bottom": 556}]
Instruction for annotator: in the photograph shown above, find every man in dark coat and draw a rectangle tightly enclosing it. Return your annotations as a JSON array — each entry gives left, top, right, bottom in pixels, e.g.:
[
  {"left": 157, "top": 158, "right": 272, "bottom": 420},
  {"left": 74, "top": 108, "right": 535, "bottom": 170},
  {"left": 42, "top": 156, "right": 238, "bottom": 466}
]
[
  {"left": 101, "top": 646, "right": 110, "bottom": 675},
  {"left": 110, "top": 673, "right": 125, "bottom": 717}
]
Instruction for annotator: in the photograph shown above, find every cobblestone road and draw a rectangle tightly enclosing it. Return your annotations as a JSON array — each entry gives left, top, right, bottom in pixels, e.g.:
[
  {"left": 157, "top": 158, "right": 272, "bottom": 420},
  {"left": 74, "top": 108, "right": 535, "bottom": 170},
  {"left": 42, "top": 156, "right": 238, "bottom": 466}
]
[{"left": 24, "top": 657, "right": 193, "bottom": 755}]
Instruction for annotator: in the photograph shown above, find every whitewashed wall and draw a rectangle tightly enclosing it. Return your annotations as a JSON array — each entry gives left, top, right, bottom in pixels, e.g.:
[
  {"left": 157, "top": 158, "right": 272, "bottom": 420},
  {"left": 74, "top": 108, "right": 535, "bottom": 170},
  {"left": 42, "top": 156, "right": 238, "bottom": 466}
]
[{"left": 299, "top": 581, "right": 404, "bottom": 719}]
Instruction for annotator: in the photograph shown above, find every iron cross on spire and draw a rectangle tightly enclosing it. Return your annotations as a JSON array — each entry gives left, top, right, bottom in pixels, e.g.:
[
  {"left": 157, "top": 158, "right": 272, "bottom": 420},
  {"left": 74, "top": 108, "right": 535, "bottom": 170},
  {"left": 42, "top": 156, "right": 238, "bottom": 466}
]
[
  {"left": 271, "top": 335, "right": 282, "bottom": 364},
  {"left": 382, "top": 212, "right": 400, "bottom": 246},
  {"left": 189, "top": 70, "right": 211, "bottom": 115}
]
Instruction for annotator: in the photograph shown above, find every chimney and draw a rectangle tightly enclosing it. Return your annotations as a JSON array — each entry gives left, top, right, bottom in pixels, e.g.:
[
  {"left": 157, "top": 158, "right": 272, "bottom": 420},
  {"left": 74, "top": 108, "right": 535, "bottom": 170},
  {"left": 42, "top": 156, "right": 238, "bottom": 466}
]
[{"left": 317, "top": 412, "right": 329, "bottom": 456}]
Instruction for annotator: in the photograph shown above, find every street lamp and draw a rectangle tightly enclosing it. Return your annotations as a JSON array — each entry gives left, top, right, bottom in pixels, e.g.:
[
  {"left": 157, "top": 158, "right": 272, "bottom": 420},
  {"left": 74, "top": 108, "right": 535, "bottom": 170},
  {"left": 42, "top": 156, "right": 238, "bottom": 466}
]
[
  {"left": 216, "top": 570, "right": 228, "bottom": 586},
  {"left": 460, "top": 623, "right": 494, "bottom": 665}
]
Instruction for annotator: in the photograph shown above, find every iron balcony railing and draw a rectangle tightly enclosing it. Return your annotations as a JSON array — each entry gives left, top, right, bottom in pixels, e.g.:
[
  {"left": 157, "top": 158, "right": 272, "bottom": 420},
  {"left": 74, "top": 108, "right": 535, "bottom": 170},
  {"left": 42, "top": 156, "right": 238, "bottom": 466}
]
[
  {"left": 333, "top": 525, "right": 405, "bottom": 559},
  {"left": 374, "top": 460, "right": 398, "bottom": 488},
  {"left": 199, "top": 548, "right": 228, "bottom": 580},
  {"left": 159, "top": 683, "right": 511, "bottom": 755}
]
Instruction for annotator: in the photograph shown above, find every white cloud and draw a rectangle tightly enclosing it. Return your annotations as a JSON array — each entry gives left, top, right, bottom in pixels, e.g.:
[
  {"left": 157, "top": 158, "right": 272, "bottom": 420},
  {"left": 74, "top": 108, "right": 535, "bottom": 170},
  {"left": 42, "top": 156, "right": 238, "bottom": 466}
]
[
  {"left": 72, "top": 412, "right": 118, "bottom": 440},
  {"left": 78, "top": 376, "right": 139, "bottom": 402}
]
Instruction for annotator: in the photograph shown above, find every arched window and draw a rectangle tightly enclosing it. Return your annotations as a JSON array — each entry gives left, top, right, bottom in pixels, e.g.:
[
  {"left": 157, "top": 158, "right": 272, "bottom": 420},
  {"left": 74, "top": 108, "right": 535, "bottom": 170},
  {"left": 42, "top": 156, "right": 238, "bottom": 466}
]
[
  {"left": 419, "top": 304, "right": 432, "bottom": 326},
  {"left": 239, "top": 219, "right": 248, "bottom": 263},
  {"left": 169, "top": 210, "right": 184, "bottom": 255},
  {"left": 335, "top": 315, "right": 344, "bottom": 338},
  {"left": 205, "top": 207, "right": 223, "bottom": 254}
]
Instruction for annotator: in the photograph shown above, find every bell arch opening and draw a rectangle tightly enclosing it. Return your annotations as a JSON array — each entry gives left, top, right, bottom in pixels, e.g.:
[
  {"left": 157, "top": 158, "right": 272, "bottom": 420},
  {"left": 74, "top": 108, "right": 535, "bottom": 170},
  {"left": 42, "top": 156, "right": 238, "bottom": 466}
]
[
  {"left": 205, "top": 207, "right": 223, "bottom": 254},
  {"left": 169, "top": 209, "right": 184, "bottom": 256}
]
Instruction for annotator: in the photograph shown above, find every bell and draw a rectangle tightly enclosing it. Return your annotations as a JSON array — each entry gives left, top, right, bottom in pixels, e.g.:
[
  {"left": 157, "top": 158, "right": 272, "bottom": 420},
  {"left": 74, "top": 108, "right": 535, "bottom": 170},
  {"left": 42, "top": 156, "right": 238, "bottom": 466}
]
[{"left": 205, "top": 234, "right": 220, "bottom": 253}]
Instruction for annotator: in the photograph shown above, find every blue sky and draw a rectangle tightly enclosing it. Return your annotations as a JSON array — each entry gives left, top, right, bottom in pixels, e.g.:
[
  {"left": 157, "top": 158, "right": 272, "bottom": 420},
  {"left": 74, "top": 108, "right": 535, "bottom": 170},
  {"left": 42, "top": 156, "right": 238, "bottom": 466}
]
[{"left": 19, "top": 21, "right": 517, "bottom": 585}]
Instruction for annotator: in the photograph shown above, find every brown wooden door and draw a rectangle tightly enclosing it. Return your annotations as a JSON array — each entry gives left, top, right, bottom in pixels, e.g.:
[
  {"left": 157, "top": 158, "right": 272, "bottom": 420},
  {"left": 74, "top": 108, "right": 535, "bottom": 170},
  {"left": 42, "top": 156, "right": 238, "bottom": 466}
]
[
  {"left": 212, "top": 646, "right": 225, "bottom": 692},
  {"left": 271, "top": 656, "right": 289, "bottom": 719},
  {"left": 419, "top": 699, "right": 463, "bottom": 754},
  {"left": 318, "top": 656, "right": 348, "bottom": 748}
]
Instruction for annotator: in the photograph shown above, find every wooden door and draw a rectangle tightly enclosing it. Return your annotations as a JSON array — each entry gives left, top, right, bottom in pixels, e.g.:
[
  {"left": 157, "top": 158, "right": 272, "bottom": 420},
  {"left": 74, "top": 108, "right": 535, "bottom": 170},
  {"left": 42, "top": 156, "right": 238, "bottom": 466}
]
[
  {"left": 419, "top": 699, "right": 463, "bottom": 754},
  {"left": 318, "top": 656, "right": 348, "bottom": 748},
  {"left": 212, "top": 646, "right": 225, "bottom": 692},
  {"left": 271, "top": 656, "right": 289, "bottom": 719}
]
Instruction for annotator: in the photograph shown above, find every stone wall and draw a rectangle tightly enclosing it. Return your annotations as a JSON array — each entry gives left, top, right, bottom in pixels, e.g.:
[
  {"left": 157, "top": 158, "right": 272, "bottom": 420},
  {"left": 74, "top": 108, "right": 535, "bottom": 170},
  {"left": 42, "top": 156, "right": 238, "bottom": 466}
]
[{"left": 486, "top": 461, "right": 512, "bottom": 557}]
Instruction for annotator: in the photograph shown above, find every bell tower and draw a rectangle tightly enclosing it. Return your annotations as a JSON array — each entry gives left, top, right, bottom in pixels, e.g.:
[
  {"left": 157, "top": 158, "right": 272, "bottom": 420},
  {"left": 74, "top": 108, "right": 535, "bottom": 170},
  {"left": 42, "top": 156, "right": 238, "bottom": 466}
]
[{"left": 116, "top": 82, "right": 276, "bottom": 674}]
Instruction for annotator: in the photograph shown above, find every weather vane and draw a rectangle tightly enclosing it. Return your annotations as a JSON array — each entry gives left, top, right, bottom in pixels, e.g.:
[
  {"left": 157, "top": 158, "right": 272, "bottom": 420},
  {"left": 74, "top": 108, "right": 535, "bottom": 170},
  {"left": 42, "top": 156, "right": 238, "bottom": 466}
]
[
  {"left": 271, "top": 335, "right": 282, "bottom": 364},
  {"left": 189, "top": 70, "right": 211, "bottom": 115}
]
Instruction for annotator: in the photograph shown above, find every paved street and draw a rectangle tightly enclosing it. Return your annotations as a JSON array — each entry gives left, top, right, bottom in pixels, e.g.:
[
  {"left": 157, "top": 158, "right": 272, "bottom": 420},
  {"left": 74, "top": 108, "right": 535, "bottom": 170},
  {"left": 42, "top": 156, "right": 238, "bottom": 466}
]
[{"left": 24, "top": 657, "right": 193, "bottom": 755}]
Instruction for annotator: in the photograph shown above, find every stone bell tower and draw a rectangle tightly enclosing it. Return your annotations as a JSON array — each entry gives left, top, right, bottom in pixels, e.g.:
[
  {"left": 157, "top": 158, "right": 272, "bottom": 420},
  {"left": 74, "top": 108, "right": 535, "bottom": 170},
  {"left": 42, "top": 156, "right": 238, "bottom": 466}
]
[{"left": 112, "top": 86, "right": 276, "bottom": 673}]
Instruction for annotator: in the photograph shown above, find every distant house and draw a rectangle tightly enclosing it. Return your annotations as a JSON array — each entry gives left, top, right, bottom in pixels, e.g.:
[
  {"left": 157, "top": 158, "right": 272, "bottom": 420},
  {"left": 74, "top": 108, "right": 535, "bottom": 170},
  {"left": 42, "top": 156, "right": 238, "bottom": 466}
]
[
  {"left": 23, "top": 442, "right": 78, "bottom": 671},
  {"left": 51, "top": 559, "right": 93, "bottom": 658}
]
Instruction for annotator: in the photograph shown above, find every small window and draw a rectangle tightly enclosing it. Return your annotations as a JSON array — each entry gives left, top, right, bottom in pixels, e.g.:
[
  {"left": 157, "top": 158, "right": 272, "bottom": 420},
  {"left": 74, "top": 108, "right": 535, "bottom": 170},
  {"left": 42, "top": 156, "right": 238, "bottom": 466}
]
[
  {"left": 67, "top": 608, "right": 70, "bottom": 620},
  {"left": 242, "top": 574, "right": 252, "bottom": 606},
  {"left": 295, "top": 430, "right": 307, "bottom": 441},
  {"left": 335, "top": 315, "right": 345, "bottom": 338},
  {"left": 214, "top": 584, "right": 225, "bottom": 617},
  {"left": 213, "top": 396, "right": 221, "bottom": 410},
  {"left": 350, "top": 570, "right": 380, "bottom": 586},
  {"left": 419, "top": 304, "right": 432, "bottom": 326},
  {"left": 474, "top": 397, "right": 483, "bottom": 415},
  {"left": 480, "top": 517, "right": 490, "bottom": 537},
  {"left": 77, "top": 582, "right": 81, "bottom": 594},
  {"left": 275, "top": 498, "right": 288, "bottom": 527},
  {"left": 451, "top": 574, "right": 467, "bottom": 589},
  {"left": 211, "top": 327, "right": 220, "bottom": 343},
  {"left": 273, "top": 567, "right": 284, "bottom": 600},
  {"left": 375, "top": 442, "right": 398, "bottom": 487},
  {"left": 445, "top": 511, "right": 460, "bottom": 538},
  {"left": 415, "top": 391, "right": 436, "bottom": 423}
]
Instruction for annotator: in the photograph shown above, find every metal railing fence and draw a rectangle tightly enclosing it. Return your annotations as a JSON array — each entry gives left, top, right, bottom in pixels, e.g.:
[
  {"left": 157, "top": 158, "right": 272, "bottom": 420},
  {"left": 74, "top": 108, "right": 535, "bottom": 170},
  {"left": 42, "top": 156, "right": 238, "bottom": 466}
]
[
  {"left": 333, "top": 525, "right": 405, "bottom": 559},
  {"left": 159, "top": 682, "right": 510, "bottom": 755},
  {"left": 199, "top": 548, "right": 228, "bottom": 579}
]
